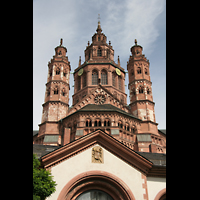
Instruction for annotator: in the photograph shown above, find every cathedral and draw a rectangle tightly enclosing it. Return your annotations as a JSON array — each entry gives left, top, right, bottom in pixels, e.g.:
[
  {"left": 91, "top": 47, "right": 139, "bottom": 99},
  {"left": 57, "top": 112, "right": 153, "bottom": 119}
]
[{"left": 33, "top": 20, "right": 166, "bottom": 200}]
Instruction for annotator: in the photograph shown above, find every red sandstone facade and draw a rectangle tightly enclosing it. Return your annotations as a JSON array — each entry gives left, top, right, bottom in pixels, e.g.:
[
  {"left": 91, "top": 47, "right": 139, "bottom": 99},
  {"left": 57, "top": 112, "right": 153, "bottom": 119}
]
[{"left": 34, "top": 21, "right": 166, "bottom": 154}]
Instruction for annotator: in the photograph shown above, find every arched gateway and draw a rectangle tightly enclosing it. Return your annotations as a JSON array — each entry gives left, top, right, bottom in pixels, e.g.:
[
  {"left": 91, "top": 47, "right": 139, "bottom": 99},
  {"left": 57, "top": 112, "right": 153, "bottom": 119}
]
[{"left": 57, "top": 171, "right": 136, "bottom": 200}]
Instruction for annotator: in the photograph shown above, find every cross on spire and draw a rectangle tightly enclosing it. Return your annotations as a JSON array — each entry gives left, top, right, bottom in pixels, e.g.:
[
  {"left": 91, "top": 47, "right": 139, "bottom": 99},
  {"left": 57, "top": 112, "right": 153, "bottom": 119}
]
[
  {"left": 135, "top": 39, "right": 137, "bottom": 46},
  {"left": 96, "top": 14, "right": 102, "bottom": 33},
  {"left": 98, "top": 14, "right": 100, "bottom": 22}
]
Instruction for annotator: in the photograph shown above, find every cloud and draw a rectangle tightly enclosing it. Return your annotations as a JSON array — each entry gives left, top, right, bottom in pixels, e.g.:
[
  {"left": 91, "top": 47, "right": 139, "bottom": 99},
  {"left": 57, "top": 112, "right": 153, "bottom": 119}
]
[{"left": 102, "top": 0, "right": 165, "bottom": 59}]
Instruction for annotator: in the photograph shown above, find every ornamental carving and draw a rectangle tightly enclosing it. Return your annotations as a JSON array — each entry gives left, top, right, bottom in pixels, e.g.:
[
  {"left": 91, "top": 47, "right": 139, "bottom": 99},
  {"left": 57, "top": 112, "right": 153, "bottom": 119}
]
[
  {"left": 92, "top": 146, "right": 103, "bottom": 163},
  {"left": 94, "top": 94, "right": 106, "bottom": 105}
]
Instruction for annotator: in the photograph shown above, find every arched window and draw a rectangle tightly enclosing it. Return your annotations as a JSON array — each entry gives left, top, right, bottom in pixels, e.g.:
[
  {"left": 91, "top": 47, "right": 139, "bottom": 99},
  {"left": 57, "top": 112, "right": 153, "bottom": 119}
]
[
  {"left": 54, "top": 86, "right": 58, "bottom": 94},
  {"left": 92, "top": 70, "right": 98, "bottom": 85},
  {"left": 86, "top": 119, "right": 92, "bottom": 127},
  {"left": 63, "top": 69, "right": 67, "bottom": 77},
  {"left": 62, "top": 88, "right": 66, "bottom": 96},
  {"left": 118, "top": 121, "right": 123, "bottom": 128},
  {"left": 139, "top": 86, "right": 143, "bottom": 93},
  {"left": 101, "top": 70, "right": 107, "bottom": 85},
  {"left": 56, "top": 67, "right": 60, "bottom": 75},
  {"left": 147, "top": 87, "right": 150, "bottom": 94},
  {"left": 94, "top": 119, "right": 101, "bottom": 127},
  {"left": 76, "top": 190, "right": 113, "bottom": 200},
  {"left": 97, "top": 47, "right": 102, "bottom": 56},
  {"left": 145, "top": 68, "right": 148, "bottom": 75},
  {"left": 112, "top": 72, "right": 116, "bottom": 87},
  {"left": 137, "top": 67, "right": 141, "bottom": 74},
  {"left": 125, "top": 123, "right": 130, "bottom": 131},
  {"left": 104, "top": 119, "right": 110, "bottom": 127},
  {"left": 131, "top": 126, "right": 135, "bottom": 133}
]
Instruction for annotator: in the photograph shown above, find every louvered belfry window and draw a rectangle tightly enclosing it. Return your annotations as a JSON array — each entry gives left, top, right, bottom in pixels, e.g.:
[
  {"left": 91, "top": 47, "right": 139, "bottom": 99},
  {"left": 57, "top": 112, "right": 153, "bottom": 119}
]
[
  {"left": 101, "top": 70, "right": 107, "bottom": 85},
  {"left": 97, "top": 48, "right": 102, "bottom": 56},
  {"left": 92, "top": 70, "right": 98, "bottom": 85},
  {"left": 112, "top": 72, "right": 116, "bottom": 87}
]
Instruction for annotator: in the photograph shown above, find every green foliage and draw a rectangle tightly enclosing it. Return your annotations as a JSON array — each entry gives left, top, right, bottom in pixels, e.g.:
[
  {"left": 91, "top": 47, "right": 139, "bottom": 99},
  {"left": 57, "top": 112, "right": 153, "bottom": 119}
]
[
  {"left": 33, "top": 195, "right": 40, "bottom": 200},
  {"left": 33, "top": 154, "right": 57, "bottom": 200}
]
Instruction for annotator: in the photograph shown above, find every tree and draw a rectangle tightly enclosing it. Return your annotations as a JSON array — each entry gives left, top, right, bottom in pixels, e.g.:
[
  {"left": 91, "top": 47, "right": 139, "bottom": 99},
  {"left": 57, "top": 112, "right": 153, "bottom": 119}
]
[{"left": 33, "top": 154, "right": 57, "bottom": 200}]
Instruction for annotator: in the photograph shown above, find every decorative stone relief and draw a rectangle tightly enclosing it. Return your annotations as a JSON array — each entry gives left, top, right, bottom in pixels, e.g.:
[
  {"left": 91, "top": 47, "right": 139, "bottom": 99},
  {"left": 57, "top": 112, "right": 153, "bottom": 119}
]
[
  {"left": 94, "top": 94, "right": 106, "bottom": 105},
  {"left": 92, "top": 146, "right": 103, "bottom": 163}
]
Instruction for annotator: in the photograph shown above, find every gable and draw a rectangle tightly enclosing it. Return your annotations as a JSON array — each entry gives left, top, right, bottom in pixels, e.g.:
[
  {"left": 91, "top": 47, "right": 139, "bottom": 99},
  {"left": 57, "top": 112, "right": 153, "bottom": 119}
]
[
  {"left": 67, "top": 85, "right": 131, "bottom": 116},
  {"left": 47, "top": 142, "right": 150, "bottom": 200},
  {"left": 49, "top": 144, "right": 145, "bottom": 200},
  {"left": 40, "top": 129, "right": 152, "bottom": 174}
]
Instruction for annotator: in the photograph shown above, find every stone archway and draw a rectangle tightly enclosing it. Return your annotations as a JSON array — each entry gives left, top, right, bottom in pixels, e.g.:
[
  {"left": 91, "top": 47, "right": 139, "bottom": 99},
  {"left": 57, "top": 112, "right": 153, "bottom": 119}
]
[
  {"left": 154, "top": 188, "right": 166, "bottom": 200},
  {"left": 57, "top": 170, "right": 135, "bottom": 200}
]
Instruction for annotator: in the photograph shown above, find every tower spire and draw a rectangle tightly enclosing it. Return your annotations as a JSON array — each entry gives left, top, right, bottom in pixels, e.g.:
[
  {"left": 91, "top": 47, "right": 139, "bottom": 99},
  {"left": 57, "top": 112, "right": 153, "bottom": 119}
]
[{"left": 96, "top": 14, "right": 102, "bottom": 33}]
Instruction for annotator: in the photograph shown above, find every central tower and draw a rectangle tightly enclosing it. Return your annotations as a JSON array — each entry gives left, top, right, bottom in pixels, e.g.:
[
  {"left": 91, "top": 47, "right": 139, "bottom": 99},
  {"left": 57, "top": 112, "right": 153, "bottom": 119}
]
[{"left": 72, "top": 20, "right": 127, "bottom": 106}]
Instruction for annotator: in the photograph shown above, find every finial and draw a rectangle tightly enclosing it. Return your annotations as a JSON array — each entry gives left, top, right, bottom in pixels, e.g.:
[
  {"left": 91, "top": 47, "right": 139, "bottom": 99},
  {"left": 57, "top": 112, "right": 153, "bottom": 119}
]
[
  {"left": 118, "top": 55, "right": 120, "bottom": 66},
  {"left": 79, "top": 56, "right": 81, "bottom": 67},
  {"left": 109, "top": 41, "right": 111, "bottom": 46},
  {"left": 96, "top": 14, "right": 102, "bottom": 33},
  {"left": 60, "top": 38, "right": 63, "bottom": 46},
  {"left": 88, "top": 41, "right": 90, "bottom": 46},
  {"left": 134, "top": 39, "right": 137, "bottom": 46}
]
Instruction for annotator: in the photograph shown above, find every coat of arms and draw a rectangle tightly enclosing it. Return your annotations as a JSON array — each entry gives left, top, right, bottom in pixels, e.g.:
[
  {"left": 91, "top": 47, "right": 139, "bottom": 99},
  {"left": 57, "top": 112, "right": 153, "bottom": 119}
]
[{"left": 92, "top": 146, "right": 103, "bottom": 163}]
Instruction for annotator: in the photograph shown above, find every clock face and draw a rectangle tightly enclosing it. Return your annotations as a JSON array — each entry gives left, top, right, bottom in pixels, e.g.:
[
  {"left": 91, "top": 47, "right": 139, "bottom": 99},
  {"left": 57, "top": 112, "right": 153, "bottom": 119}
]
[
  {"left": 116, "top": 68, "right": 121, "bottom": 76},
  {"left": 78, "top": 68, "right": 83, "bottom": 76},
  {"left": 94, "top": 94, "right": 106, "bottom": 105}
]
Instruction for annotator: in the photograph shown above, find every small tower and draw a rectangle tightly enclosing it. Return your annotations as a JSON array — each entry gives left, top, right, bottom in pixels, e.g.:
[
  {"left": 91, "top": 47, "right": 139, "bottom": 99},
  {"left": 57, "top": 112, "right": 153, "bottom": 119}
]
[
  {"left": 127, "top": 39, "right": 155, "bottom": 122},
  {"left": 38, "top": 39, "right": 71, "bottom": 145}
]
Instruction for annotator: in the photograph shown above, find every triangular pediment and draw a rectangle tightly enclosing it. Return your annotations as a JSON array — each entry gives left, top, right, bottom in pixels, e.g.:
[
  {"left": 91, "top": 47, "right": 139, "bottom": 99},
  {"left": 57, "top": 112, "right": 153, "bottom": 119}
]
[
  {"left": 68, "top": 84, "right": 130, "bottom": 116},
  {"left": 40, "top": 129, "right": 153, "bottom": 174}
]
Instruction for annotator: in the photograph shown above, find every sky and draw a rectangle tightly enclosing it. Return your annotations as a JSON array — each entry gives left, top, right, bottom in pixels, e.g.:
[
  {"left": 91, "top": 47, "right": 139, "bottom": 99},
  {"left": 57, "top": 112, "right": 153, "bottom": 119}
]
[{"left": 33, "top": 0, "right": 166, "bottom": 130}]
